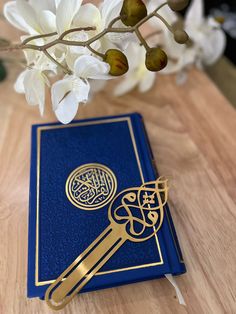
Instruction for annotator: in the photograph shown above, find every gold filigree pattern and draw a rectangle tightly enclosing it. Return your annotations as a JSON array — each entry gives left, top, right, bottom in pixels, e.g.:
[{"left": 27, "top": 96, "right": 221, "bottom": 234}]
[
  {"left": 110, "top": 177, "right": 168, "bottom": 242},
  {"left": 46, "top": 177, "right": 168, "bottom": 310}
]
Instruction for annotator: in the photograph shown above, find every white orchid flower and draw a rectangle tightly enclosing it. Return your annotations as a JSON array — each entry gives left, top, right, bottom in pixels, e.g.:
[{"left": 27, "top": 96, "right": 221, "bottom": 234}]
[
  {"left": 14, "top": 54, "right": 56, "bottom": 115},
  {"left": 4, "top": 0, "right": 58, "bottom": 34},
  {"left": 14, "top": 68, "right": 49, "bottom": 116},
  {"left": 101, "top": 0, "right": 135, "bottom": 47},
  {"left": 56, "top": 0, "right": 83, "bottom": 35},
  {"left": 73, "top": 0, "right": 133, "bottom": 49},
  {"left": 4, "top": 0, "right": 86, "bottom": 75},
  {"left": 184, "top": 0, "right": 226, "bottom": 66},
  {"left": 74, "top": 0, "right": 122, "bottom": 32},
  {"left": 4, "top": 0, "right": 83, "bottom": 35},
  {"left": 146, "top": 0, "right": 191, "bottom": 82},
  {"left": 64, "top": 29, "right": 102, "bottom": 73},
  {"left": 65, "top": 31, "right": 91, "bottom": 70},
  {"left": 114, "top": 42, "right": 156, "bottom": 96},
  {"left": 52, "top": 55, "right": 111, "bottom": 124},
  {"left": 147, "top": 0, "right": 226, "bottom": 84}
]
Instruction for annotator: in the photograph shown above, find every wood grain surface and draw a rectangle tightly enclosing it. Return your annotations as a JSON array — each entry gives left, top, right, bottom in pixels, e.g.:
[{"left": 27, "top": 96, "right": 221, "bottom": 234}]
[{"left": 0, "top": 2, "right": 236, "bottom": 314}]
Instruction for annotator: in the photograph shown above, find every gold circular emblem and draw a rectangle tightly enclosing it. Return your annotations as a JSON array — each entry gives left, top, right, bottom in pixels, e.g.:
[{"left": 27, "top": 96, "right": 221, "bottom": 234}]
[{"left": 66, "top": 163, "right": 117, "bottom": 210}]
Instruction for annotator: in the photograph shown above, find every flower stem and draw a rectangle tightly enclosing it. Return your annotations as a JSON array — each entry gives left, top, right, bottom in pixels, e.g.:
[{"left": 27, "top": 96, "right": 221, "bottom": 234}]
[
  {"left": 58, "top": 26, "right": 96, "bottom": 40},
  {"left": 87, "top": 45, "right": 105, "bottom": 59},
  {"left": 154, "top": 13, "right": 174, "bottom": 33},
  {"left": 43, "top": 50, "right": 72, "bottom": 74},
  {"left": 108, "top": 16, "right": 121, "bottom": 28},
  {"left": 22, "top": 32, "right": 57, "bottom": 45},
  {"left": 135, "top": 29, "right": 150, "bottom": 51}
]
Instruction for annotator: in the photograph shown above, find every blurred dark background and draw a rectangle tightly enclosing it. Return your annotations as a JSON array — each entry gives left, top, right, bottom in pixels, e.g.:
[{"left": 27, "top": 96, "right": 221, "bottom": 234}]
[
  {"left": 183, "top": 0, "right": 236, "bottom": 64},
  {"left": 205, "top": 0, "right": 236, "bottom": 64},
  {"left": 182, "top": 1, "right": 236, "bottom": 106}
]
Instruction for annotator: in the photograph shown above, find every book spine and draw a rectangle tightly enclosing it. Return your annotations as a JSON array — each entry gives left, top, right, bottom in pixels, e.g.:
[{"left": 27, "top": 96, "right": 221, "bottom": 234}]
[{"left": 136, "top": 114, "right": 186, "bottom": 275}]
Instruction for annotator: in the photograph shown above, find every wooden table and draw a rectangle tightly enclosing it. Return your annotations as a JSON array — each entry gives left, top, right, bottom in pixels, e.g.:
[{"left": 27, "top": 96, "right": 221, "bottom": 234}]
[{"left": 0, "top": 6, "right": 236, "bottom": 314}]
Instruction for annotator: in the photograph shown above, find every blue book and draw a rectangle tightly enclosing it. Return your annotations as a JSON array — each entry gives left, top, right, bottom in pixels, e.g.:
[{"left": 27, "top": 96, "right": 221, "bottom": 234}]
[{"left": 28, "top": 113, "right": 186, "bottom": 299}]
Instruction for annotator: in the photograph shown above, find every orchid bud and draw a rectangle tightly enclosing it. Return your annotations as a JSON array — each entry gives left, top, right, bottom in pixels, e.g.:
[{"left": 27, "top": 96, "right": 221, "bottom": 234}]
[
  {"left": 214, "top": 16, "right": 225, "bottom": 24},
  {"left": 120, "top": 0, "right": 147, "bottom": 27},
  {"left": 145, "top": 48, "right": 168, "bottom": 72},
  {"left": 104, "top": 49, "right": 129, "bottom": 76},
  {"left": 167, "top": 0, "right": 189, "bottom": 11},
  {"left": 174, "top": 30, "right": 189, "bottom": 44}
]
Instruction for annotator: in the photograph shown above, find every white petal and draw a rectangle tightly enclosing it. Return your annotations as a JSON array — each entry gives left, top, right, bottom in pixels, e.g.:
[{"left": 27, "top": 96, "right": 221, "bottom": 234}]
[
  {"left": 101, "top": 0, "right": 123, "bottom": 26},
  {"left": 101, "top": 0, "right": 132, "bottom": 45},
  {"left": 22, "top": 48, "right": 40, "bottom": 66},
  {"left": 29, "top": 0, "right": 56, "bottom": 13},
  {"left": 51, "top": 76, "right": 73, "bottom": 111},
  {"left": 98, "top": 36, "right": 117, "bottom": 52},
  {"left": 52, "top": 76, "right": 90, "bottom": 124},
  {"left": 164, "top": 34, "right": 185, "bottom": 59},
  {"left": 208, "top": 17, "right": 220, "bottom": 28},
  {"left": 41, "top": 73, "right": 51, "bottom": 87},
  {"left": 54, "top": 91, "right": 79, "bottom": 124},
  {"left": 14, "top": 69, "right": 28, "bottom": 93},
  {"left": 3, "top": 1, "right": 34, "bottom": 33},
  {"left": 55, "top": 0, "right": 61, "bottom": 9},
  {"left": 16, "top": 0, "right": 41, "bottom": 33},
  {"left": 125, "top": 42, "right": 145, "bottom": 71},
  {"left": 66, "top": 52, "right": 80, "bottom": 71},
  {"left": 73, "top": 4, "right": 101, "bottom": 29},
  {"left": 114, "top": 76, "right": 139, "bottom": 96},
  {"left": 162, "top": 45, "right": 196, "bottom": 75},
  {"left": 147, "top": 0, "right": 177, "bottom": 29},
  {"left": 185, "top": 0, "right": 204, "bottom": 28},
  {"left": 33, "top": 53, "right": 56, "bottom": 73},
  {"left": 39, "top": 10, "right": 56, "bottom": 33},
  {"left": 72, "top": 79, "right": 90, "bottom": 104},
  {"left": 74, "top": 55, "right": 110, "bottom": 80},
  {"left": 139, "top": 72, "right": 156, "bottom": 93},
  {"left": 201, "top": 30, "right": 226, "bottom": 65},
  {"left": 56, "top": 0, "right": 82, "bottom": 34},
  {"left": 67, "top": 31, "right": 89, "bottom": 55},
  {"left": 23, "top": 69, "right": 45, "bottom": 115},
  {"left": 106, "top": 31, "right": 134, "bottom": 45}
]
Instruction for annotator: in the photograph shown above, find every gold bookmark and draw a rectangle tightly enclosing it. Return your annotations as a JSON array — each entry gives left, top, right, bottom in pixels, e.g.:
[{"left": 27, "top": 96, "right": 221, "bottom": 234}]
[{"left": 45, "top": 174, "right": 168, "bottom": 310}]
